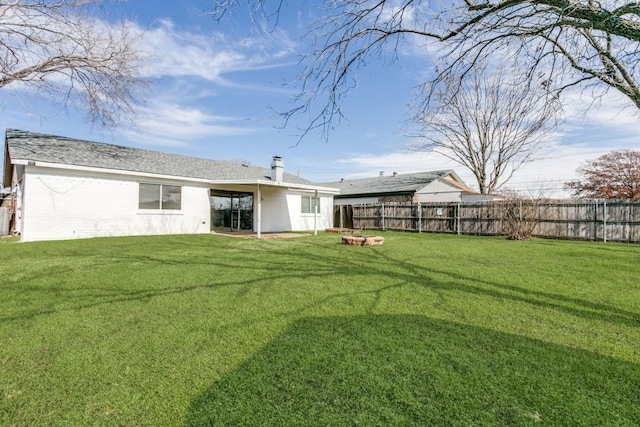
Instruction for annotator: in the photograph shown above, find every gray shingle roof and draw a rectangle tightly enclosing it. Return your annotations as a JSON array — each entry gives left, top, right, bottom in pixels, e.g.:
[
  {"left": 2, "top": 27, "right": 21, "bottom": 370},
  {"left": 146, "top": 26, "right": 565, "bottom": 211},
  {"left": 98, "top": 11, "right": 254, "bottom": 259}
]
[
  {"left": 5, "top": 129, "right": 316, "bottom": 186},
  {"left": 323, "top": 171, "right": 457, "bottom": 197}
]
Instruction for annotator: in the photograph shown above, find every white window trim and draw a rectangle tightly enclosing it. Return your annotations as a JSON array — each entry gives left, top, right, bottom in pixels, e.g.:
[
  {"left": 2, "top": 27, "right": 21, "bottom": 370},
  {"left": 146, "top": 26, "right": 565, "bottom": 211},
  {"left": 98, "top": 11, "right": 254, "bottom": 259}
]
[
  {"left": 301, "top": 194, "right": 320, "bottom": 215},
  {"left": 138, "top": 182, "right": 183, "bottom": 211}
]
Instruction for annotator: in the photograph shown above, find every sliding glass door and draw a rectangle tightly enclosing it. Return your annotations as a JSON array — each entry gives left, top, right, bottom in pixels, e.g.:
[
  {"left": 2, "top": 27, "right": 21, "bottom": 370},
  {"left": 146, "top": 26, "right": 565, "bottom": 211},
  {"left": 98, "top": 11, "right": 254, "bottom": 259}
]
[{"left": 210, "top": 190, "right": 253, "bottom": 231}]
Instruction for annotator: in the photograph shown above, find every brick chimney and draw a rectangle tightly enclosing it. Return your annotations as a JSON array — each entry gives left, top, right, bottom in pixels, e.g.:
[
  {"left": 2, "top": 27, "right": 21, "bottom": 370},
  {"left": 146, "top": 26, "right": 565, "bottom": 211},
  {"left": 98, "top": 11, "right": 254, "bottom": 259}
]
[{"left": 271, "top": 156, "right": 284, "bottom": 183}]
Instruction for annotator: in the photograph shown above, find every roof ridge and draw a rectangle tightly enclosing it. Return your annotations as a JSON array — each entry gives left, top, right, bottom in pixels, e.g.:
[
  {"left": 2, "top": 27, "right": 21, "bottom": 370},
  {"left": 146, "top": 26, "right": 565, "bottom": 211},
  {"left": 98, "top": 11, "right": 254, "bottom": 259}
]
[{"left": 325, "top": 169, "right": 453, "bottom": 184}]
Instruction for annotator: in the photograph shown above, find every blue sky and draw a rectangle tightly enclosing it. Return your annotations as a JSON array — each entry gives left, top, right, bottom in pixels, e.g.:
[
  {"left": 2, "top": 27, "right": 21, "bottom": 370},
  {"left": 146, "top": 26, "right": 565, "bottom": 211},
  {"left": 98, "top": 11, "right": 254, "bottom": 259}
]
[{"left": 2, "top": 0, "right": 639, "bottom": 197}]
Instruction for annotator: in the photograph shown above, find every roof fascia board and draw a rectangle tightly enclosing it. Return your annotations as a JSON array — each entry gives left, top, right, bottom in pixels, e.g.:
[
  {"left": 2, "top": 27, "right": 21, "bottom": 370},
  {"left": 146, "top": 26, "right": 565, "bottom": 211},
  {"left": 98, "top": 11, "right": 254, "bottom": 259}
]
[
  {"left": 19, "top": 160, "right": 340, "bottom": 194},
  {"left": 444, "top": 170, "right": 465, "bottom": 184},
  {"left": 251, "top": 179, "right": 340, "bottom": 193},
  {"left": 23, "top": 160, "right": 213, "bottom": 184},
  {"left": 434, "top": 177, "right": 478, "bottom": 194},
  {"left": 335, "top": 190, "right": 414, "bottom": 199}
]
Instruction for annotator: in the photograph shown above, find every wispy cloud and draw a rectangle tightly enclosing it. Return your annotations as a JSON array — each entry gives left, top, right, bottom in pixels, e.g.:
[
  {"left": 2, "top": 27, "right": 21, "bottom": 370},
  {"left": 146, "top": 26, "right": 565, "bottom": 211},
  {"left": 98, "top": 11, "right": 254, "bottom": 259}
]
[
  {"left": 138, "top": 19, "right": 297, "bottom": 85},
  {"left": 118, "top": 98, "right": 261, "bottom": 147},
  {"left": 115, "top": 18, "right": 301, "bottom": 147},
  {"left": 336, "top": 150, "right": 465, "bottom": 178},
  {"left": 309, "top": 88, "right": 640, "bottom": 195}
]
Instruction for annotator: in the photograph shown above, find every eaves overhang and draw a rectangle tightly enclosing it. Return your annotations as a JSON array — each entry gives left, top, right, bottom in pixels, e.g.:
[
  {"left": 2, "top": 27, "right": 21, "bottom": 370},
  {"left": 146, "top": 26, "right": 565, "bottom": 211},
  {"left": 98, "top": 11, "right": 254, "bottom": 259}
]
[
  {"left": 334, "top": 190, "right": 415, "bottom": 199},
  {"left": 13, "top": 159, "right": 341, "bottom": 194}
]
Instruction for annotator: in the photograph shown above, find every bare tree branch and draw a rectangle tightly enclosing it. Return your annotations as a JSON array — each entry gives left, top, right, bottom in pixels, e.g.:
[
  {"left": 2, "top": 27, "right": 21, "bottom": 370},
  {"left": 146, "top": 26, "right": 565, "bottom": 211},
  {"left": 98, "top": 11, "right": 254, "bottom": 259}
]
[
  {"left": 443, "top": 1, "right": 640, "bottom": 108},
  {"left": 412, "top": 62, "right": 560, "bottom": 194},
  {"left": 210, "top": 1, "right": 640, "bottom": 140},
  {"left": 0, "top": 0, "right": 148, "bottom": 127}
]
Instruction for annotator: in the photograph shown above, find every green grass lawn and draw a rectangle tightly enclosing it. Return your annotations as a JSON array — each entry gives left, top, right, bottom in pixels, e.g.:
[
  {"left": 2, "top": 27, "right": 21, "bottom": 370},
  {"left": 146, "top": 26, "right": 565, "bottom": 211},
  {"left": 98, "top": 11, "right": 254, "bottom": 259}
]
[{"left": 1, "top": 232, "right": 639, "bottom": 426}]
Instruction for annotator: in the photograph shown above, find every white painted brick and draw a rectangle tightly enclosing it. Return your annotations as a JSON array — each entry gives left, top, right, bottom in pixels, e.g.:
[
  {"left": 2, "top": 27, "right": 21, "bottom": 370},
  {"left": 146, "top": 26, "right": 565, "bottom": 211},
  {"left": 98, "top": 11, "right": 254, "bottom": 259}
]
[
  {"left": 21, "top": 166, "right": 211, "bottom": 241},
  {"left": 18, "top": 166, "right": 335, "bottom": 241}
]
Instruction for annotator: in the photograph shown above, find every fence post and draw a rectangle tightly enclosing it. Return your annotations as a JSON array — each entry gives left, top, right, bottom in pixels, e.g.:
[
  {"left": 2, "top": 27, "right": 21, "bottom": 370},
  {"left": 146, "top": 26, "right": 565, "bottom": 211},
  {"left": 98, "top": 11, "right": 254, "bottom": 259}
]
[
  {"left": 519, "top": 199, "right": 523, "bottom": 222},
  {"left": 626, "top": 201, "right": 631, "bottom": 242},
  {"left": 457, "top": 202, "right": 461, "bottom": 235},
  {"left": 418, "top": 202, "right": 422, "bottom": 233},
  {"left": 381, "top": 203, "right": 385, "bottom": 231},
  {"left": 593, "top": 199, "right": 598, "bottom": 241},
  {"left": 603, "top": 199, "right": 607, "bottom": 243}
]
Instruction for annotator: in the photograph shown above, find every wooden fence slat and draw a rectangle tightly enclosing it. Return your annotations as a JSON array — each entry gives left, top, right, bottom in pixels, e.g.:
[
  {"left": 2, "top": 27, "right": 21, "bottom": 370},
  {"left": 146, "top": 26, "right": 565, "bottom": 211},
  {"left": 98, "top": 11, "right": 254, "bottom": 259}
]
[{"left": 336, "top": 200, "right": 640, "bottom": 243}]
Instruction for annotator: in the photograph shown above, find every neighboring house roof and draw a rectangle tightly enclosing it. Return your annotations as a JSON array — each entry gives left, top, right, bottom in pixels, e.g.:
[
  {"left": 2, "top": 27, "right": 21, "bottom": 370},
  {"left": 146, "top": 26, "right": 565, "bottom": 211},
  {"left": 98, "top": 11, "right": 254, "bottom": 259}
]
[
  {"left": 438, "top": 176, "right": 479, "bottom": 194},
  {"left": 324, "top": 170, "right": 476, "bottom": 198},
  {"left": 5, "top": 129, "right": 338, "bottom": 192}
]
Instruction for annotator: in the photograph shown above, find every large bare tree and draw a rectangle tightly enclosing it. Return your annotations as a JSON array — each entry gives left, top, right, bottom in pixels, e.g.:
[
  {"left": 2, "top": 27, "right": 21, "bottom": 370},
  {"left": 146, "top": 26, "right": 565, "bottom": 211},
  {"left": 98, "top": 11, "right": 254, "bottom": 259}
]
[
  {"left": 210, "top": 1, "right": 640, "bottom": 137},
  {"left": 565, "top": 149, "right": 640, "bottom": 199},
  {"left": 413, "top": 63, "right": 559, "bottom": 194},
  {"left": 444, "top": 1, "right": 640, "bottom": 106},
  {"left": 0, "top": 0, "right": 147, "bottom": 126}
]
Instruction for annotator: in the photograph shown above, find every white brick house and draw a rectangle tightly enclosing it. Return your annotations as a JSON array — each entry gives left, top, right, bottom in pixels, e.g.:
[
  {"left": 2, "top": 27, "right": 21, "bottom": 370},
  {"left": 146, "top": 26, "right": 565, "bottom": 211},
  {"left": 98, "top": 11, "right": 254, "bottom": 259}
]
[{"left": 3, "top": 129, "right": 339, "bottom": 242}]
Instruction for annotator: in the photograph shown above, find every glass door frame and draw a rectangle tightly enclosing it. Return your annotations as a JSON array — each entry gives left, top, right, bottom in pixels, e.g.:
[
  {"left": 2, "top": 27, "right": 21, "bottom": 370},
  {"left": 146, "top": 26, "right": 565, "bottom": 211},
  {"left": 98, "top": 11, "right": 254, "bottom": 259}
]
[{"left": 210, "top": 190, "right": 254, "bottom": 232}]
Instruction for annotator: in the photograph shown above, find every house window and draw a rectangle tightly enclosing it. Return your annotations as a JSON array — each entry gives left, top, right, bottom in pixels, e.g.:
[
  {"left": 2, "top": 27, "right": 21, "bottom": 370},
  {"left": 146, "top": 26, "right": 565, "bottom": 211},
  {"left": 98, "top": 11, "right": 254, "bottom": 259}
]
[
  {"left": 162, "top": 185, "right": 182, "bottom": 210},
  {"left": 139, "top": 183, "right": 181, "bottom": 210},
  {"left": 301, "top": 195, "right": 320, "bottom": 214}
]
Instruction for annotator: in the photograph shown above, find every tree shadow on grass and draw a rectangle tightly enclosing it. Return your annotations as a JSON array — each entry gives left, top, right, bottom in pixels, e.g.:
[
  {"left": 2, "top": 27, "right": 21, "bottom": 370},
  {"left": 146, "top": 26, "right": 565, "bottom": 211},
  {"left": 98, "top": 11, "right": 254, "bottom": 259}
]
[
  {"left": 3, "top": 237, "right": 639, "bottom": 329},
  {"left": 286, "top": 242, "right": 640, "bottom": 327},
  {"left": 186, "top": 315, "right": 640, "bottom": 426}
]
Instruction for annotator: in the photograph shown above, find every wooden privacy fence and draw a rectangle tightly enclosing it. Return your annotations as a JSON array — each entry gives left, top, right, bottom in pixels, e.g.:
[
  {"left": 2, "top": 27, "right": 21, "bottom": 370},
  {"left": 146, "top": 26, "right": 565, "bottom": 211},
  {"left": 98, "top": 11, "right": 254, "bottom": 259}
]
[{"left": 334, "top": 200, "right": 640, "bottom": 243}]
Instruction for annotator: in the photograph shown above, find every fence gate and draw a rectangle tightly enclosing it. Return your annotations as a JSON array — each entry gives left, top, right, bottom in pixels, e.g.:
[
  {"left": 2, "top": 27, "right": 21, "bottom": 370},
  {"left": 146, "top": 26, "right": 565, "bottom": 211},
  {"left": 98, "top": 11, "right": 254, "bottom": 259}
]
[{"left": 333, "top": 205, "right": 354, "bottom": 229}]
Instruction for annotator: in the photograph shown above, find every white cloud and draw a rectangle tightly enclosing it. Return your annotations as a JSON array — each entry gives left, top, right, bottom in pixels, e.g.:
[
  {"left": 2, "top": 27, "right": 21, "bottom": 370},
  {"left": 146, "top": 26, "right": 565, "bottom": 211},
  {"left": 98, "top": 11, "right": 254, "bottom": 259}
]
[
  {"left": 335, "top": 150, "right": 470, "bottom": 179},
  {"left": 139, "top": 19, "right": 297, "bottom": 85},
  {"left": 118, "top": 99, "right": 259, "bottom": 148},
  {"left": 312, "top": 93, "right": 640, "bottom": 197},
  {"left": 561, "top": 89, "right": 638, "bottom": 124},
  {"left": 114, "top": 19, "right": 301, "bottom": 148}
]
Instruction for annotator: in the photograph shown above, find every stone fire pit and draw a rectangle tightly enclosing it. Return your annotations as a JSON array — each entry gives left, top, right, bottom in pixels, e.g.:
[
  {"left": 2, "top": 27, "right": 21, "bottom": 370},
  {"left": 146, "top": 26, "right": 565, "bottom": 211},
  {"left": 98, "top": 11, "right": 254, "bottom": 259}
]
[{"left": 341, "top": 235, "right": 385, "bottom": 246}]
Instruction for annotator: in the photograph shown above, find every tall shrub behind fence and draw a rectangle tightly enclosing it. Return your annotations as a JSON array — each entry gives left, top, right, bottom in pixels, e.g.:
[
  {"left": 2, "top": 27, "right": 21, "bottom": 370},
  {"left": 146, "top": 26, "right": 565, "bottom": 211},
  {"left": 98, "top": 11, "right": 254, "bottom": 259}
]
[{"left": 342, "top": 200, "right": 640, "bottom": 243}]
